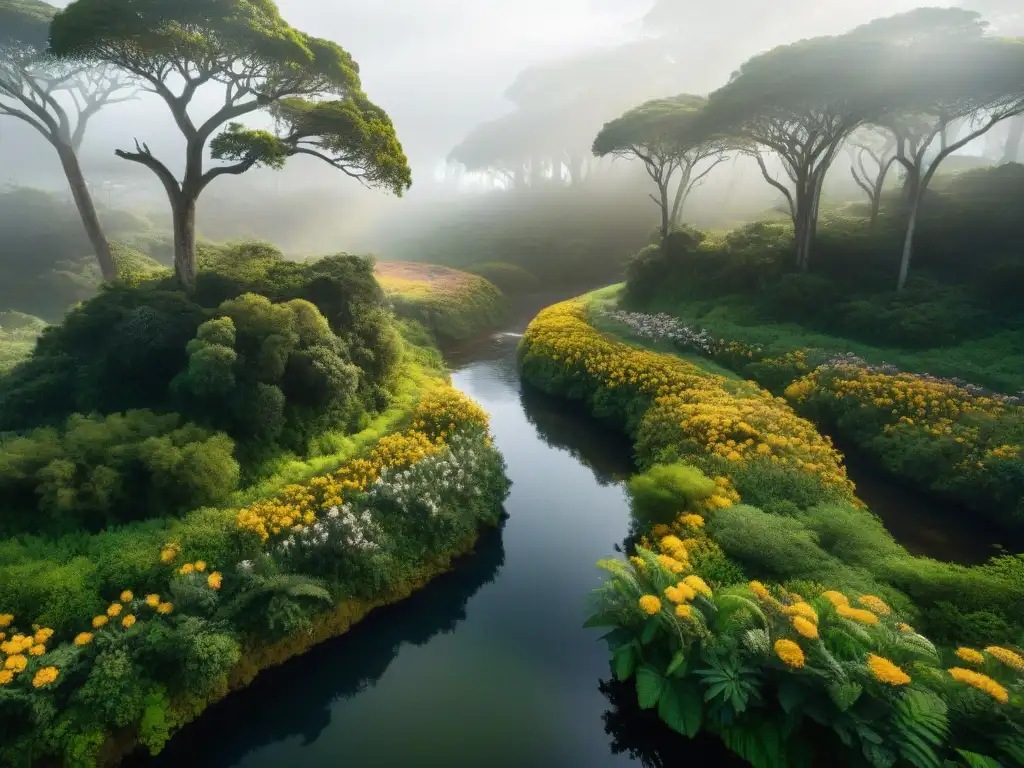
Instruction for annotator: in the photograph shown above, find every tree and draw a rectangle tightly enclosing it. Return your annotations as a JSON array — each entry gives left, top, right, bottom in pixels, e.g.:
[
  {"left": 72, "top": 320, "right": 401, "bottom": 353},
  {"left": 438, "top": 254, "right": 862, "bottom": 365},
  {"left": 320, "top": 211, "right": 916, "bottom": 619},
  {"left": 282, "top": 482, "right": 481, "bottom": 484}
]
[
  {"left": 847, "top": 128, "right": 898, "bottom": 227},
  {"left": 703, "top": 35, "right": 894, "bottom": 272},
  {"left": 879, "top": 38, "right": 1024, "bottom": 291},
  {"left": 593, "top": 94, "right": 726, "bottom": 238},
  {"left": 0, "top": 0, "right": 134, "bottom": 280},
  {"left": 50, "top": 0, "right": 412, "bottom": 288}
]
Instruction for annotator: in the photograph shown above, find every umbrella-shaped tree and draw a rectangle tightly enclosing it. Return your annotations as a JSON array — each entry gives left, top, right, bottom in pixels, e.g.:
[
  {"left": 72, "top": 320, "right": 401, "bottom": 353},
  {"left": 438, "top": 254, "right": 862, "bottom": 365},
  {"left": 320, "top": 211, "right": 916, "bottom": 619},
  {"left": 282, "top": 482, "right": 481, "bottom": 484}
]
[
  {"left": 593, "top": 94, "right": 726, "bottom": 239},
  {"left": 49, "top": 0, "right": 412, "bottom": 287}
]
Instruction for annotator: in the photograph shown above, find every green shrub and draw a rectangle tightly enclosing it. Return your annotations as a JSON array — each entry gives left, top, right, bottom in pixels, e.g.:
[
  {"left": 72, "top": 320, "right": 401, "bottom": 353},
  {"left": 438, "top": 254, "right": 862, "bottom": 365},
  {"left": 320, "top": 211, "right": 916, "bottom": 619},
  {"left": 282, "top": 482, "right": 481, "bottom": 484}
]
[
  {"left": 466, "top": 261, "right": 538, "bottom": 294},
  {"left": 0, "top": 410, "right": 239, "bottom": 535},
  {"left": 627, "top": 464, "right": 717, "bottom": 525}
]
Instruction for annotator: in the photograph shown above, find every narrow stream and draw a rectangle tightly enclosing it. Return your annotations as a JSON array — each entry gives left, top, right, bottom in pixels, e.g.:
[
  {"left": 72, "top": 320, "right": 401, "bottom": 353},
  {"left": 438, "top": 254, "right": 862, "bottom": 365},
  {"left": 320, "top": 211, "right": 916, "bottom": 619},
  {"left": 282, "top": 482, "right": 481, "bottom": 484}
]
[
  {"left": 126, "top": 292, "right": 1008, "bottom": 768},
  {"left": 130, "top": 294, "right": 740, "bottom": 768}
]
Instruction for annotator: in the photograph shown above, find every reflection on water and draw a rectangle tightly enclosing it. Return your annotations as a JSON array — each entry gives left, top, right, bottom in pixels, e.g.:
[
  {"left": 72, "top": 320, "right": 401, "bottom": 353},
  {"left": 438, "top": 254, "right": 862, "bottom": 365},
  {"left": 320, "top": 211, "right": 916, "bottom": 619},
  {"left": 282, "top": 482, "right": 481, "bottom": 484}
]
[{"left": 599, "top": 678, "right": 748, "bottom": 768}]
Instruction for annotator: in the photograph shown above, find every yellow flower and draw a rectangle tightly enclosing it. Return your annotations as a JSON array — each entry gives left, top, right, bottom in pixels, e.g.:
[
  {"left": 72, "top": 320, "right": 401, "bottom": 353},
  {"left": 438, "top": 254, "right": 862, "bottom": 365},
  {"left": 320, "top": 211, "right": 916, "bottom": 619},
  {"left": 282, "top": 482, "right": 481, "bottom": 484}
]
[
  {"left": 783, "top": 602, "right": 818, "bottom": 624},
  {"left": 857, "top": 595, "right": 891, "bottom": 616},
  {"left": 675, "top": 604, "right": 693, "bottom": 619},
  {"left": 29, "top": 644, "right": 46, "bottom": 656},
  {"left": 775, "top": 639, "right": 805, "bottom": 669},
  {"left": 683, "top": 575, "right": 712, "bottom": 597},
  {"left": 749, "top": 581, "right": 771, "bottom": 601},
  {"left": 867, "top": 654, "right": 911, "bottom": 686},
  {"left": 179, "top": 563, "right": 195, "bottom": 575},
  {"left": 948, "top": 668, "right": 1009, "bottom": 703},
  {"left": 656, "top": 554, "right": 686, "bottom": 574},
  {"left": 896, "top": 623, "right": 914, "bottom": 632},
  {"left": 836, "top": 605, "right": 879, "bottom": 625},
  {"left": 638, "top": 595, "right": 662, "bottom": 615},
  {"left": 120, "top": 590, "right": 134, "bottom": 602},
  {"left": 679, "top": 514, "right": 704, "bottom": 528},
  {"left": 629, "top": 556, "right": 646, "bottom": 571},
  {"left": 5, "top": 654, "right": 27, "bottom": 672},
  {"left": 74, "top": 632, "right": 93, "bottom": 646},
  {"left": 208, "top": 572, "right": 223, "bottom": 591},
  {"left": 194, "top": 560, "right": 207, "bottom": 572},
  {"left": 792, "top": 616, "right": 818, "bottom": 640},
  {"left": 984, "top": 646, "right": 1024, "bottom": 672},
  {"left": 822, "top": 590, "right": 849, "bottom": 608},
  {"left": 92, "top": 615, "right": 108, "bottom": 629},
  {"left": 0, "top": 670, "right": 12, "bottom": 685},
  {"left": 106, "top": 603, "right": 123, "bottom": 617},
  {"left": 956, "top": 648, "right": 985, "bottom": 666},
  {"left": 33, "top": 628, "right": 54, "bottom": 644},
  {"left": 122, "top": 614, "right": 136, "bottom": 629},
  {"left": 160, "top": 545, "right": 179, "bottom": 563},
  {"left": 0, "top": 614, "right": 12, "bottom": 628},
  {"left": 145, "top": 594, "right": 160, "bottom": 608},
  {"left": 157, "top": 602, "right": 174, "bottom": 615},
  {"left": 32, "top": 666, "right": 59, "bottom": 688}
]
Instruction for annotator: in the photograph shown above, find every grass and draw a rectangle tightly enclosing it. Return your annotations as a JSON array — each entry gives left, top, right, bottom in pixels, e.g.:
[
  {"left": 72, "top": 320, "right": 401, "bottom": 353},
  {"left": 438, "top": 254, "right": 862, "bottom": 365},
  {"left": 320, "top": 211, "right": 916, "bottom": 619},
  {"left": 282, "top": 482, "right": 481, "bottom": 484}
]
[
  {"left": 638, "top": 292, "right": 1024, "bottom": 395},
  {"left": 375, "top": 261, "right": 507, "bottom": 344}
]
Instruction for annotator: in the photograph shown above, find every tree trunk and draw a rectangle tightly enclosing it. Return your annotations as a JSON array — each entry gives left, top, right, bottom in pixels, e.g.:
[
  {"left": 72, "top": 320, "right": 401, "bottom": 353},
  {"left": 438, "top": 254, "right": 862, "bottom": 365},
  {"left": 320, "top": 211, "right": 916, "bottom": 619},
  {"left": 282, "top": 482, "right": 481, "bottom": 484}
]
[
  {"left": 1003, "top": 116, "right": 1024, "bottom": 164},
  {"left": 56, "top": 142, "right": 117, "bottom": 281},
  {"left": 897, "top": 194, "right": 920, "bottom": 293},
  {"left": 658, "top": 180, "right": 670, "bottom": 240},
  {"left": 670, "top": 168, "right": 691, "bottom": 229},
  {"left": 568, "top": 155, "right": 583, "bottom": 186},
  {"left": 172, "top": 195, "right": 198, "bottom": 288}
]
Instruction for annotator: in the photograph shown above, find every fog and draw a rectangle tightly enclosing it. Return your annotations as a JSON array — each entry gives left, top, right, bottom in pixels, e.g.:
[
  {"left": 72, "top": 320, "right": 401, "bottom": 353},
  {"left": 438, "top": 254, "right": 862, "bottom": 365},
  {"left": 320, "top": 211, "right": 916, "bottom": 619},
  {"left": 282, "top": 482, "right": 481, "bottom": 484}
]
[{"left": 1, "top": 0, "right": 1021, "bottom": 256}]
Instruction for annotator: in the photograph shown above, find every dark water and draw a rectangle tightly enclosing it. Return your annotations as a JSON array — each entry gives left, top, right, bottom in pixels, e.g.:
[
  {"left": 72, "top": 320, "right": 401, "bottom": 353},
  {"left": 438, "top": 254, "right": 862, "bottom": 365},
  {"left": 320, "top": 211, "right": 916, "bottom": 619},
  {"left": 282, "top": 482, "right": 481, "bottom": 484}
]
[{"left": 130, "top": 295, "right": 740, "bottom": 768}]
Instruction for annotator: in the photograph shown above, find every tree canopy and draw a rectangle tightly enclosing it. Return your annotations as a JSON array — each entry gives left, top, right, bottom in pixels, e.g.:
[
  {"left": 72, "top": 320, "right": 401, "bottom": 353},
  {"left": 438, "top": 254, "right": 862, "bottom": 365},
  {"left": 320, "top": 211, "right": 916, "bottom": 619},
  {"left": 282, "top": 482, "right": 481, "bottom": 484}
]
[
  {"left": 49, "top": 0, "right": 412, "bottom": 285},
  {"left": 594, "top": 94, "right": 726, "bottom": 236}
]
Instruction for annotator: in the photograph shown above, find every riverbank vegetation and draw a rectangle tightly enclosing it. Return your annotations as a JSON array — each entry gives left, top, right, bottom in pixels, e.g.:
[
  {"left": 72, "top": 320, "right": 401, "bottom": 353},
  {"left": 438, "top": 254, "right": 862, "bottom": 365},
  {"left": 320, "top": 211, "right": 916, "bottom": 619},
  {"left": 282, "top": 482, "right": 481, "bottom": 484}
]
[
  {"left": 375, "top": 261, "right": 507, "bottom": 344},
  {"left": 0, "top": 243, "right": 510, "bottom": 765},
  {"left": 519, "top": 295, "right": 1024, "bottom": 765}
]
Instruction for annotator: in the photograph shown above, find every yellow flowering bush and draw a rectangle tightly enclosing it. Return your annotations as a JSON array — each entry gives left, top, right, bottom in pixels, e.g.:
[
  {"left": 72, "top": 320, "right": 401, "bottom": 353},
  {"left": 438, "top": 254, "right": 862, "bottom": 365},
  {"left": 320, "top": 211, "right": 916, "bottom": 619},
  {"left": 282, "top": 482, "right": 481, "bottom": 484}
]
[
  {"left": 786, "top": 365, "right": 1024, "bottom": 528},
  {"left": 521, "top": 300, "right": 855, "bottom": 503},
  {"left": 589, "top": 556, "right": 1024, "bottom": 766},
  {"left": 236, "top": 382, "right": 492, "bottom": 542}
]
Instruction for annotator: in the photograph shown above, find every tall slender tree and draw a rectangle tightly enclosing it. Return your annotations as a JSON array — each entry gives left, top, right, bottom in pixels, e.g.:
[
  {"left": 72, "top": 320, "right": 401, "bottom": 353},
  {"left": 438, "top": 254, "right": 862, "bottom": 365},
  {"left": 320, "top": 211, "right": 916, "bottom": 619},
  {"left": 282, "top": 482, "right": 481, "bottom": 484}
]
[
  {"left": 50, "top": 0, "right": 411, "bottom": 288},
  {"left": 703, "top": 35, "right": 894, "bottom": 272},
  {"left": 593, "top": 94, "right": 726, "bottom": 238},
  {"left": 879, "top": 38, "right": 1024, "bottom": 292},
  {"left": 847, "top": 128, "right": 898, "bottom": 227},
  {"left": 0, "top": 0, "right": 133, "bottom": 280}
]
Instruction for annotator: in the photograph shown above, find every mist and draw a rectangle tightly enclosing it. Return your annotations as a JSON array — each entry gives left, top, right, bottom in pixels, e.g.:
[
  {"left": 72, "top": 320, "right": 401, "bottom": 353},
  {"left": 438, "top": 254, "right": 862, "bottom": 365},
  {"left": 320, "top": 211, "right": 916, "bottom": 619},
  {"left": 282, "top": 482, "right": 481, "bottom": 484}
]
[{"left": 1, "top": 0, "right": 1021, "bottom": 259}]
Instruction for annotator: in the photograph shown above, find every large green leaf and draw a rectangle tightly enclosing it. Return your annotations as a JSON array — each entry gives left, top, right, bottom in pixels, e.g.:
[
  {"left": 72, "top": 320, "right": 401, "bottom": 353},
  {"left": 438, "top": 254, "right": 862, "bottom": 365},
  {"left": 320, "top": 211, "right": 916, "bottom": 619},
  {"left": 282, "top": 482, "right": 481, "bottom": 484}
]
[
  {"left": 641, "top": 616, "right": 660, "bottom": 645},
  {"left": 657, "top": 679, "right": 703, "bottom": 737},
  {"left": 717, "top": 720, "right": 808, "bottom": 768},
  {"left": 636, "top": 664, "right": 666, "bottom": 710},
  {"left": 613, "top": 643, "right": 637, "bottom": 682},
  {"left": 666, "top": 650, "right": 686, "bottom": 677},
  {"left": 777, "top": 680, "right": 808, "bottom": 715},
  {"left": 955, "top": 750, "right": 1003, "bottom": 768}
]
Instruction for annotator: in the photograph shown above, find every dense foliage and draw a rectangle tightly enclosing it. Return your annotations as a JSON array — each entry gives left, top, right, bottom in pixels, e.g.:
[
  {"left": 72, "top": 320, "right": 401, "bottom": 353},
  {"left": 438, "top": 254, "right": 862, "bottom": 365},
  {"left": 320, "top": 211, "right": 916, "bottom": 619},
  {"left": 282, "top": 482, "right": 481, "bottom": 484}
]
[
  {"left": 0, "top": 249, "right": 400, "bottom": 535},
  {"left": 0, "top": 375, "right": 510, "bottom": 767},
  {"left": 520, "top": 294, "right": 1024, "bottom": 764},
  {"left": 375, "top": 261, "right": 506, "bottom": 343},
  {"left": 519, "top": 298, "right": 1023, "bottom": 644}
]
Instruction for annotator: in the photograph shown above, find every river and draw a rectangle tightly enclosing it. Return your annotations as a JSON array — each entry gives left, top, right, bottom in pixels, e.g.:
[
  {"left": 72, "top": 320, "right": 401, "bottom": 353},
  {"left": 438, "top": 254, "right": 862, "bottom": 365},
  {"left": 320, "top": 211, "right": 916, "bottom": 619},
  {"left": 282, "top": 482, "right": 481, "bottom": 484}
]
[{"left": 129, "top": 293, "right": 741, "bottom": 768}]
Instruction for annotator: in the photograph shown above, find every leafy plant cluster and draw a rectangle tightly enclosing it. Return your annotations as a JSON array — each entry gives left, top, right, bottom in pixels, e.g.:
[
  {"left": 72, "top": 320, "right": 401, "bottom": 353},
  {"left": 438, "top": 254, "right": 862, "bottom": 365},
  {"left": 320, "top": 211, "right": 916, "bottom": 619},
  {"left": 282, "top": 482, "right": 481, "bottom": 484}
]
[
  {"left": 624, "top": 169, "right": 1024, "bottom": 351},
  {"left": 588, "top": 538, "right": 1024, "bottom": 768},
  {"left": 0, "top": 380, "right": 510, "bottom": 767},
  {"left": 0, "top": 310, "right": 45, "bottom": 374},
  {"left": 0, "top": 247, "right": 401, "bottom": 535},
  {"left": 517, "top": 296, "right": 1023, "bottom": 663},
  {"left": 599, "top": 302, "right": 1024, "bottom": 534}
]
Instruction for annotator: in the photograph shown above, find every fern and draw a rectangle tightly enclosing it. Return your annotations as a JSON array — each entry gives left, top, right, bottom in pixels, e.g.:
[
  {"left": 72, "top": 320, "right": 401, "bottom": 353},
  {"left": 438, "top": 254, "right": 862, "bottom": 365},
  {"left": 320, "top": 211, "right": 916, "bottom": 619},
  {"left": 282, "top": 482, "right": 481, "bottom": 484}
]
[
  {"left": 743, "top": 628, "right": 771, "bottom": 655},
  {"left": 890, "top": 689, "right": 948, "bottom": 768},
  {"left": 894, "top": 631, "right": 940, "bottom": 664}
]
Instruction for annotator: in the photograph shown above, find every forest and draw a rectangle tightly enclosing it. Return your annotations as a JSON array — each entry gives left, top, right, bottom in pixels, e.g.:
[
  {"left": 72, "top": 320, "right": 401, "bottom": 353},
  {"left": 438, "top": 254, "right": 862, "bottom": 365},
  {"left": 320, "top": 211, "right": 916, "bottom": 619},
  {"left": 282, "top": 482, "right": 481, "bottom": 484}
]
[{"left": 1, "top": 0, "right": 1023, "bottom": 767}]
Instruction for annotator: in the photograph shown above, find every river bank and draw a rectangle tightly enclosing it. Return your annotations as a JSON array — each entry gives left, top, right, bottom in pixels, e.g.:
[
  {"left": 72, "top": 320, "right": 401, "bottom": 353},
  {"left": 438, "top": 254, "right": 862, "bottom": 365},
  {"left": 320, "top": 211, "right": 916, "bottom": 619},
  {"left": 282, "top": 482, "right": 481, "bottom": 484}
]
[{"left": 517, "top": 290, "right": 1024, "bottom": 766}]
